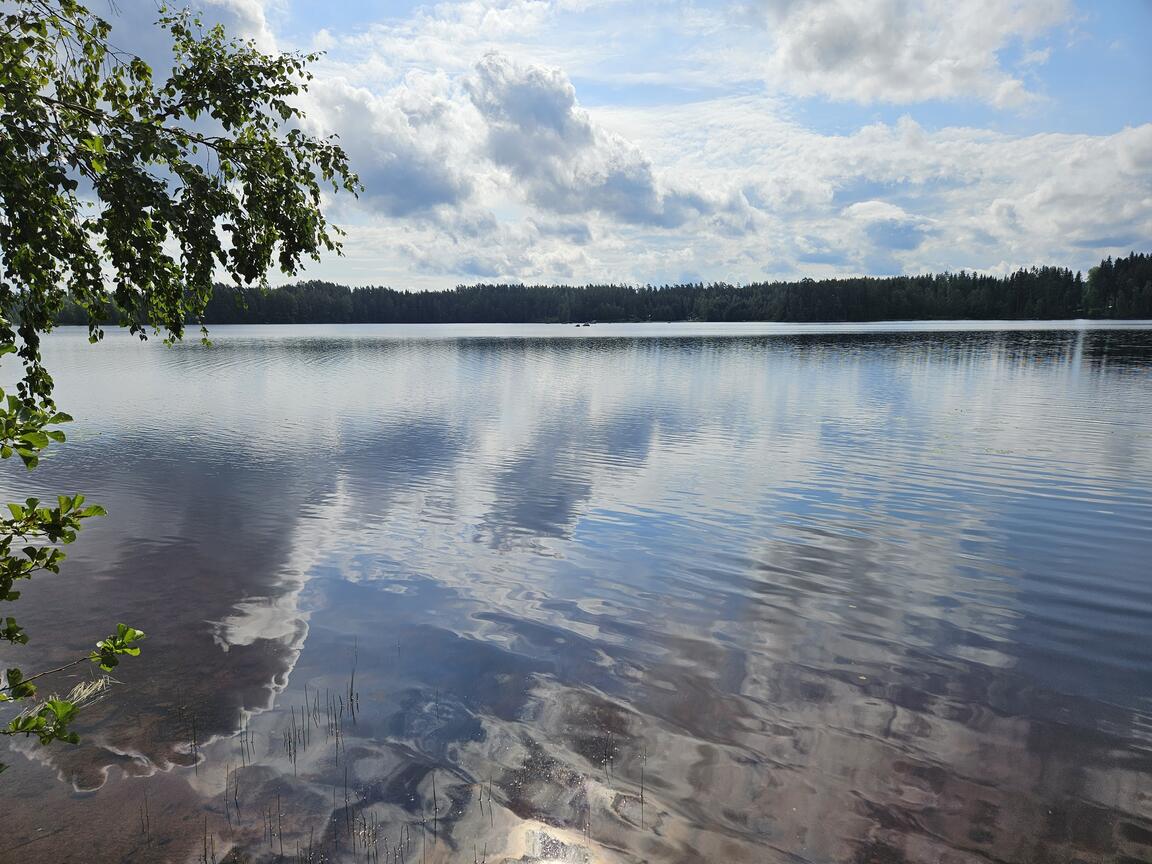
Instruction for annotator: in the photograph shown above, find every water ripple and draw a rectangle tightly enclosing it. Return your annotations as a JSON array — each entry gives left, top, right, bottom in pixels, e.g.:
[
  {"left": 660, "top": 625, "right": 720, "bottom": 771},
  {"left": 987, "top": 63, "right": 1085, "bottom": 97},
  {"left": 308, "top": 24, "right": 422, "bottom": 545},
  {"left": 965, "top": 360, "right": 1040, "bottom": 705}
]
[{"left": 2, "top": 323, "right": 1151, "bottom": 863}]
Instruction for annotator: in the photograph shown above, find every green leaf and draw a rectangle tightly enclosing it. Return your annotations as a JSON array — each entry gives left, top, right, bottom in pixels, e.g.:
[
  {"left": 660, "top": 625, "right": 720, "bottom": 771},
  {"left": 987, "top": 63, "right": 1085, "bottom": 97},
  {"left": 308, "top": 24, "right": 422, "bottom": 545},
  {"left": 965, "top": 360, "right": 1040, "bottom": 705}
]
[
  {"left": 3, "top": 667, "right": 35, "bottom": 700},
  {"left": 19, "top": 432, "right": 50, "bottom": 449},
  {"left": 91, "top": 623, "right": 145, "bottom": 671},
  {"left": 45, "top": 698, "right": 78, "bottom": 725}
]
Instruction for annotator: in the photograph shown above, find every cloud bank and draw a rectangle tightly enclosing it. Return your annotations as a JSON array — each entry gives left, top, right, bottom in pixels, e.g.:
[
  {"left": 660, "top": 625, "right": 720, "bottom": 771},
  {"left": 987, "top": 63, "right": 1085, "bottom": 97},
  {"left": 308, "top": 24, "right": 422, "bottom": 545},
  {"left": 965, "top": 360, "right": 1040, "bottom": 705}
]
[{"left": 96, "top": 0, "right": 1150, "bottom": 288}]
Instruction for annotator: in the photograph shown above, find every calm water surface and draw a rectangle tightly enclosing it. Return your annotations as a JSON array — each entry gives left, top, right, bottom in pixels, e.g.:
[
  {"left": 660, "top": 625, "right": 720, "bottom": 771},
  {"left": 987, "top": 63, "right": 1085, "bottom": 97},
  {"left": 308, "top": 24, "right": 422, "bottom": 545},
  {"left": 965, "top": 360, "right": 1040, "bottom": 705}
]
[{"left": 2, "top": 322, "right": 1152, "bottom": 863}]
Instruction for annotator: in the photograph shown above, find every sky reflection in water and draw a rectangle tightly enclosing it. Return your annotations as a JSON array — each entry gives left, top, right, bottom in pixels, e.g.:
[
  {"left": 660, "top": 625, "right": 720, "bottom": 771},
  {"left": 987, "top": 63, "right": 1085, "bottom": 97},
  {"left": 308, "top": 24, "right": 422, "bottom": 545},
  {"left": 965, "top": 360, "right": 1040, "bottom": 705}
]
[{"left": 2, "top": 322, "right": 1151, "bottom": 863}]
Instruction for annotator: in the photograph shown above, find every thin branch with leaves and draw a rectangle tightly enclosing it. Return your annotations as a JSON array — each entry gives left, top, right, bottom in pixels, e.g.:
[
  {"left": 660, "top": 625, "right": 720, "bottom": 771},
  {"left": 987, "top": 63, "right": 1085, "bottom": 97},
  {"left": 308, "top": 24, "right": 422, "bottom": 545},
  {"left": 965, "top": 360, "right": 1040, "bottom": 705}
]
[{"left": 0, "top": 0, "right": 358, "bottom": 773}]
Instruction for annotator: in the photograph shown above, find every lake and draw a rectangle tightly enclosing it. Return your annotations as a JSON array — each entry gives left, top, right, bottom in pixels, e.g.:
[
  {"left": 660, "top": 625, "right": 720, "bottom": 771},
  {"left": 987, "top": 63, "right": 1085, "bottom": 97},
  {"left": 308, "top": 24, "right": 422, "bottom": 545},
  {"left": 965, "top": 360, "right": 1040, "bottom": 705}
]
[{"left": 2, "top": 322, "right": 1152, "bottom": 864}]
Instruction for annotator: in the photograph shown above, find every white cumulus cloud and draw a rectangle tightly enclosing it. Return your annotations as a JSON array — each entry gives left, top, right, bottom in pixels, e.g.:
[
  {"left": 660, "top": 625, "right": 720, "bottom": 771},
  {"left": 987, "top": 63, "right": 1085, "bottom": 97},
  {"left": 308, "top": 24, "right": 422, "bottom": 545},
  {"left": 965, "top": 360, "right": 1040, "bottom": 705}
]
[
  {"left": 752, "top": 0, "right": 1071, "bottom": 105},
  {"left": 465, "top": 54, "right": 716, "bottom": 227}
]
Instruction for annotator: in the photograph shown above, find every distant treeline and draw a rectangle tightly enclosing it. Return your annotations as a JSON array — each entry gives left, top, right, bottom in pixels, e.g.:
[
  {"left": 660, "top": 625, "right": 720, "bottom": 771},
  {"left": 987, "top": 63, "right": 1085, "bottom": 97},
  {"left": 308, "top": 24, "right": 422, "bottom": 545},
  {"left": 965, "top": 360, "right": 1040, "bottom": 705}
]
[{"left": 57, "top": 252, "right": 1152, "bottom": 325}]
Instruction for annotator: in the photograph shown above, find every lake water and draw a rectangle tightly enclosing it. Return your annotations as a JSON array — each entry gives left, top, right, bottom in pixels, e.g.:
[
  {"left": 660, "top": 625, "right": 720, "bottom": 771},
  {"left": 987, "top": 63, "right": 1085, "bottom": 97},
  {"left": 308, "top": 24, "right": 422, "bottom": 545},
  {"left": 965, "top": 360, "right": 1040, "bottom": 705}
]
[{"left": 2, "top": 322, "right": 1152, "bottom": 864}]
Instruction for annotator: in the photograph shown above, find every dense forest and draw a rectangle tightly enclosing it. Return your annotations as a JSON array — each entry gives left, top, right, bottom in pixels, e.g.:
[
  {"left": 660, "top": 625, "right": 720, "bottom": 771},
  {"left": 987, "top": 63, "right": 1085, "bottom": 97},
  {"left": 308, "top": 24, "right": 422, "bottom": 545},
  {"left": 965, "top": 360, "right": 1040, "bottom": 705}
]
[{"left": 57, "top": 252, "right": 1152, "bottom": 326}]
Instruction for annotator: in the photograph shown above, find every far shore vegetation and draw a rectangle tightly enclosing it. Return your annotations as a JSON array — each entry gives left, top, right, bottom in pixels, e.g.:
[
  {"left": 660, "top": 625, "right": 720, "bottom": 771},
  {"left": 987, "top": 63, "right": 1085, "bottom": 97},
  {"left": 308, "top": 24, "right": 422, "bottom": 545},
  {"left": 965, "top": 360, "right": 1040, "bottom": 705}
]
[{"left": 53, "top": 251, "right": 1152, "bottom": 327}]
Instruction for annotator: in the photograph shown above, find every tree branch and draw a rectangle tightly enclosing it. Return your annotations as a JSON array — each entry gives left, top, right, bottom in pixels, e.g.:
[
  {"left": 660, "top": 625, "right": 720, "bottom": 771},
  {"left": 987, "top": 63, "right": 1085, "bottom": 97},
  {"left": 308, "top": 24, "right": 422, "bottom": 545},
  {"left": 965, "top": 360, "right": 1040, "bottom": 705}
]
[{"left": 0, "top": 656, "right": 86, "bottom": 693}]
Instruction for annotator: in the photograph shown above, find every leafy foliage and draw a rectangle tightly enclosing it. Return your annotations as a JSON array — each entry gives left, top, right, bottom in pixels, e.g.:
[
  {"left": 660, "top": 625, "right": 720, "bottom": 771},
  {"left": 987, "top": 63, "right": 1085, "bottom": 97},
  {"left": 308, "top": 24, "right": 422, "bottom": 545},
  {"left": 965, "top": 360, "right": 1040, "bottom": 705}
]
[{"left": 0, "top": 0, "right": 357, "bottom": 770}]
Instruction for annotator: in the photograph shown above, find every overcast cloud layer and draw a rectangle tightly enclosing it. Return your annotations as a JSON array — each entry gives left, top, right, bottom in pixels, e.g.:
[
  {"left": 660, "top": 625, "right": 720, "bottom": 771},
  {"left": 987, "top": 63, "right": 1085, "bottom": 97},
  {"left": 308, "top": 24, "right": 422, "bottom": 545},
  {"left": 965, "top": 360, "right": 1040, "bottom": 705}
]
[{"left": 107, "top": 0, "right": 1151, "bottom": 288}]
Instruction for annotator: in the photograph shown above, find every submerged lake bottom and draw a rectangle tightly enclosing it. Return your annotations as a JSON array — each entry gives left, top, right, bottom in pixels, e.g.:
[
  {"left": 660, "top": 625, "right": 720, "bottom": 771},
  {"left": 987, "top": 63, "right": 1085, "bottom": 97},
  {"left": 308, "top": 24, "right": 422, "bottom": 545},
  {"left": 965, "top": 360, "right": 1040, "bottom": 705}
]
[{"left": 2, "top": 321, "right": 1152, "bottom": 863}]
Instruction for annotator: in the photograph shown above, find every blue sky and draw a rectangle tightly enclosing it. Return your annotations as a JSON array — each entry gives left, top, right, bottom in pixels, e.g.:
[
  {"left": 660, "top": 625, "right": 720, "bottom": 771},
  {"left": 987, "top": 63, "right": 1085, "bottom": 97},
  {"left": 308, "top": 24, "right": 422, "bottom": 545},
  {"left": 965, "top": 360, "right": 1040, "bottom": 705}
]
[{"left": 112, "top": 0, "right": 1151, "bottom": 288}]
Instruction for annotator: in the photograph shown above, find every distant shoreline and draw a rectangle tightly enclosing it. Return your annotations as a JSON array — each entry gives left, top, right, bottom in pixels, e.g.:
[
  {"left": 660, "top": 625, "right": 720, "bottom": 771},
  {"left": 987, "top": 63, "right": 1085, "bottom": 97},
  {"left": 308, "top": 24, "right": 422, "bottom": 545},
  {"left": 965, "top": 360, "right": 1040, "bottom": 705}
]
[
  {"left": 56, "top": 252, "right": 1151, "bottom": 327},
  {"left": 52, "top": 319, "right": 1152, "bottom": 333}
]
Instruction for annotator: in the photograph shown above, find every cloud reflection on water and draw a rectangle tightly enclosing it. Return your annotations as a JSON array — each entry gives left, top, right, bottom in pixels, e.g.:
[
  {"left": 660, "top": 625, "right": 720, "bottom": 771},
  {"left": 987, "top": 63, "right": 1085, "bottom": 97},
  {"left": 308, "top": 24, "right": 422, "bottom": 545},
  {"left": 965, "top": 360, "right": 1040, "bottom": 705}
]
[{"left": 1, "top": 324, "right": 1151, "bottom": 862}]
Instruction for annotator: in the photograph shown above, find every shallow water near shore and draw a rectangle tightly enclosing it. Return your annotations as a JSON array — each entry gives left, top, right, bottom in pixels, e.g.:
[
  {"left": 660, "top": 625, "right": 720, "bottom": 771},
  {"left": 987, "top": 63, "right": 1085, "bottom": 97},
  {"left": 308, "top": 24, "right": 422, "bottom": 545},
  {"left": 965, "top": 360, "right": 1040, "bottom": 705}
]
[{"left": 2, "top": 321, "right": 1152, "bottom": 863}]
